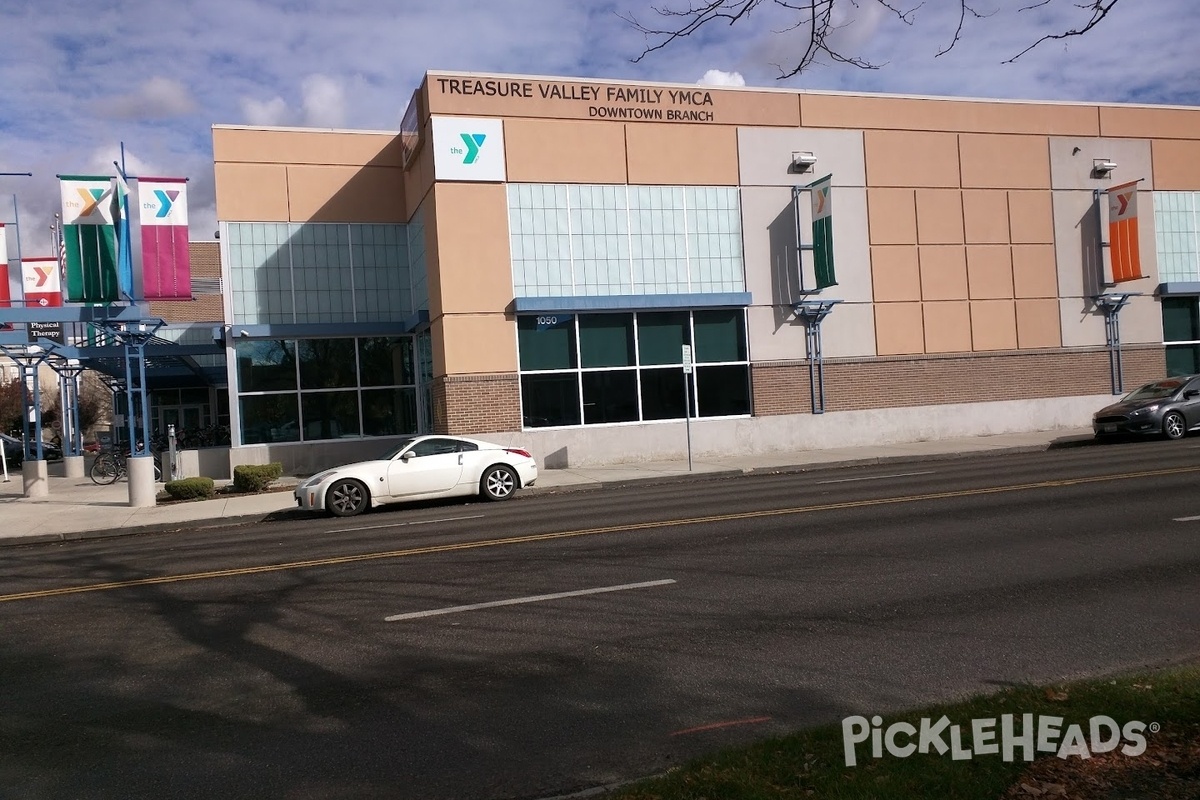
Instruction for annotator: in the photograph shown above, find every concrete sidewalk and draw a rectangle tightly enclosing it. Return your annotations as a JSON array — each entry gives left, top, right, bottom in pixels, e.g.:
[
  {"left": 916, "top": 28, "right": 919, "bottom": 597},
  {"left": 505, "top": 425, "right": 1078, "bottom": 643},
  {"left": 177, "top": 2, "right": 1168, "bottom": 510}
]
[{"left": 0, "top": 427, "right": 1095, "bottom": 547}]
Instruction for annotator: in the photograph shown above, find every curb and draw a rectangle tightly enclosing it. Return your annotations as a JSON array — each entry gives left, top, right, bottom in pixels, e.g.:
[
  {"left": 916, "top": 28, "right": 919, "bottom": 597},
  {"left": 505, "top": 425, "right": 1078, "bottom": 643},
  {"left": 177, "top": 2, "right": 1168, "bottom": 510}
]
[
  {"left": 0, "top": 436, "right": 1092, "bottom": 548},
  {"left": 0, "top": 511, "right": 285, "bottom": 548}
]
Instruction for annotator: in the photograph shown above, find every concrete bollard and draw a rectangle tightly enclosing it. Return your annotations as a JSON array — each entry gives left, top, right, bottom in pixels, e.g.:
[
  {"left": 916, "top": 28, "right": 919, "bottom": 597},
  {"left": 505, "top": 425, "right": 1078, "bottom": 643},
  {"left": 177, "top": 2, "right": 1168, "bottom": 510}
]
[
  {"left": 22, "top": 460, "right": 49, "bottom": 498},
  {"left": 63, "top": 455, "right": 85, "bottom": 479},
  {"left": 126, "top": 456, "right": 158, "bottom": 508}
]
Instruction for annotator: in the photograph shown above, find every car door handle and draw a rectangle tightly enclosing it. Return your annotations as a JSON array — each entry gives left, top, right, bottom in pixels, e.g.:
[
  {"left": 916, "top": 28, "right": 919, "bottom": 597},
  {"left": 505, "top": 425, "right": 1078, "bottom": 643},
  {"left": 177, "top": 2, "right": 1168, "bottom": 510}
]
[{"left": 458, "top": 454, "right": 463, "bottom": 465}]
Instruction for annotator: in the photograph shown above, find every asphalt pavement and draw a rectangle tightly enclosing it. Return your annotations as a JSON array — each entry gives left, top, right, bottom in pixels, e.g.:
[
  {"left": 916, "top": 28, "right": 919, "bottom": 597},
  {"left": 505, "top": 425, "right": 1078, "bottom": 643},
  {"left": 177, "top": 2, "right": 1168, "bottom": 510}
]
[{"left": 0, "top": 427, "right": 1095, "bottom": 546}]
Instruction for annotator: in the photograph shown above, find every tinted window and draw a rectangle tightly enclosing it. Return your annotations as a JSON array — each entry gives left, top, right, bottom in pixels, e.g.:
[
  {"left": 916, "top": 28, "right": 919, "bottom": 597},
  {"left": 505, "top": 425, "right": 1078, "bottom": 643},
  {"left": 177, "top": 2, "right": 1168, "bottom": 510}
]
[
  {"left": 518, "top": 315, "right": 577, "bottom": 370},
  {"left": 409, "top": 438, "right": 461, "bottom": 457}
]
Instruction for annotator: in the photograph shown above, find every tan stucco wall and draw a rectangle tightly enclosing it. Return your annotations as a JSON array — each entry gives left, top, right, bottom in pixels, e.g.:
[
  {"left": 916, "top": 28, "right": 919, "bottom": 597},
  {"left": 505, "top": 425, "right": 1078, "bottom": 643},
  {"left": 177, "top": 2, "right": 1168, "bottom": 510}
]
[
  {"left": 210, "top": 75, "right": 1200, "bottom": 397},
  {"left": 212, "top": 126, "right": 408, "bottom": 222},
  {"left": 426, "top": 182, "right": 517, "bottom": 377},
  {"left": 505, "top": 118, "right": 628, "bottom": 184}
]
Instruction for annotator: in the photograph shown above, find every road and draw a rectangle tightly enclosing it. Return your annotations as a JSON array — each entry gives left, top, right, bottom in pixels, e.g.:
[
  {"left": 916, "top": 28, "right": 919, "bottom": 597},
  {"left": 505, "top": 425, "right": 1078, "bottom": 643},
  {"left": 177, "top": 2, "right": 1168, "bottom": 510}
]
[{"left": 2, "top": 438, "right": 1198, "bottom": 799}]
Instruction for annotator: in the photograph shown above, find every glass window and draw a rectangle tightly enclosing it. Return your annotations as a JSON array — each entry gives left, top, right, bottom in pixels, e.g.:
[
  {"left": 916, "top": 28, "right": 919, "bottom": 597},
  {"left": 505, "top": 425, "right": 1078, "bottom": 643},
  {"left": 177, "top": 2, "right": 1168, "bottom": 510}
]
[
  {"left": 298, "top": 339, "right": 357, "bottom": 389},
  {"left": 410, "top": 438, "right": 462, "bottom": 457},
  {"left": 579, "top": 314, "right": 634, "bottom": 368},
  {"left": 582, "top": 370, "right": 639, "bottom": 424},
  {"left": 236, "top": 340, "right": 296, "bottom": 392},
  {"left": 362, "top": 388, "right": 417, "bottom": 437},
  {"left": 696, "top": 365, "right": 751, "bottom": 416},
  {"left": 518, "top": 315, "right": 577, "bottom": 370},
  {"left": 693, "top": 309, "right": 747, "bottom": 362},
  {"left": 1166, "top": 345, "right": 1200, "bottom": 376},
  {"left": 1162, "top": 297, "right": 1200, "bottom": 342},
  {"left": 516, "top": 310, "right": 750, "bottom": 429},
  {"left": 640, "top": 367, "right": 688, "bottom": 420},
  {"left": 300, "top": 391, "right": 360, "bottom": 440},
  {"left": 638, "top": 311, "right": 691, "bottom": 366},
  {"left": 521, "top": 373, "right": 581, "bottom": 427},
  {"left": 359, "top": 338, "right": 414, "bottom": 386},
  {"left": 240, "top": 394, "right": 300, "bottom": 444}
]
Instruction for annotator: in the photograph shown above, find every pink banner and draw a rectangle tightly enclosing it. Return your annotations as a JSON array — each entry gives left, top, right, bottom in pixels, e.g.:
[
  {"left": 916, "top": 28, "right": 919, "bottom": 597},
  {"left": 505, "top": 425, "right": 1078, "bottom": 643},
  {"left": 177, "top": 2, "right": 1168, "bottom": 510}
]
[
  {"left": 141, "top": 224, "right": 191, "bottom": 299},
  {"left": 138, "top": 177, "right": 192, "bottom": 300},
  {"left": 0, "top": 224, "right": 9, "bottom": 308}
]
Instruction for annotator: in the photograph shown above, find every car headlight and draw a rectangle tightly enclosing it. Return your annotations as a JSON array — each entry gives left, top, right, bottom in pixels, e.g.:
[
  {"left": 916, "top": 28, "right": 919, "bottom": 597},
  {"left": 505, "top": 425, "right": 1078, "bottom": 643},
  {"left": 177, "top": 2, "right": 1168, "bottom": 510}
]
[
  {"left": 1129, "top": 405, "right": 1160, "bottom": 416},
  {"left": 302, "top": 470, "right": 337, "bottom": 487}
]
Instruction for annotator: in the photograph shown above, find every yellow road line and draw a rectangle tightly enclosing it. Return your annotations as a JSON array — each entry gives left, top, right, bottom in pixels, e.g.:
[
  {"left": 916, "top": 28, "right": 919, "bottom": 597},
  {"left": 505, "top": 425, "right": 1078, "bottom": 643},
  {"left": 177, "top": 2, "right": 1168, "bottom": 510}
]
[{"left": 3, "top": 464, "right": 1196, "bottom": 604}]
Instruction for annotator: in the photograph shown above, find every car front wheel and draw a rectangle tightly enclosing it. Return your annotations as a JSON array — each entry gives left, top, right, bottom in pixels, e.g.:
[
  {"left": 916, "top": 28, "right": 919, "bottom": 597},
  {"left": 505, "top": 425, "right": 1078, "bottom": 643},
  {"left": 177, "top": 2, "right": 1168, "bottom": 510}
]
[
  {"left": 327, "top": 478, "right": 369, "bottom": 516},
  {"left": 1163, "top": 411, "right": 1187, "bottom": 440},
  {"left": 480, "top": 465, "right": 518, "bottom": 501}
]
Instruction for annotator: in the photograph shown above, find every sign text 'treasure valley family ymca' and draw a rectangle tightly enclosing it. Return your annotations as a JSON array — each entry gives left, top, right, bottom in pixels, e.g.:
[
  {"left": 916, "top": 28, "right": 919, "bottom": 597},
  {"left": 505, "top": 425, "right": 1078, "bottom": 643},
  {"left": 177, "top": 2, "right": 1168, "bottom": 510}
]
[{"left": 434, "top": 77, "right": 718, "bottom": 122}]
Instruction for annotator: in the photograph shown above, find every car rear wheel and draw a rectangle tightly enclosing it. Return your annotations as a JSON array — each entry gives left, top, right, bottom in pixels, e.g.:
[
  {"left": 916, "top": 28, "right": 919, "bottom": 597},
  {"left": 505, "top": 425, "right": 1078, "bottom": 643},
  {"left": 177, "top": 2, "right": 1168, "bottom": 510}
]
[
  {"left": 327, "top": 478, "right": 369, "bottom": 517},
  {"left": 1163, "top": 411, "right": 1187, "bottom": 440},
  {"left": 480, "top": 464, "right": 518, "bottom": 501}
]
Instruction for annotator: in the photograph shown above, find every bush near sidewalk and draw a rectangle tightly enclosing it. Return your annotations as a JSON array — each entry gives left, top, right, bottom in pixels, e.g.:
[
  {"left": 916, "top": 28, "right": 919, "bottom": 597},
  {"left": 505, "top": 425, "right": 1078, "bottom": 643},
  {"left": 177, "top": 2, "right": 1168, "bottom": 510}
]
[
  {"left": 163, "top": 477, "right": 215, "bottom": 501},
  {"left": 232, "top": 463, "right": 283, "bottom": 493}
]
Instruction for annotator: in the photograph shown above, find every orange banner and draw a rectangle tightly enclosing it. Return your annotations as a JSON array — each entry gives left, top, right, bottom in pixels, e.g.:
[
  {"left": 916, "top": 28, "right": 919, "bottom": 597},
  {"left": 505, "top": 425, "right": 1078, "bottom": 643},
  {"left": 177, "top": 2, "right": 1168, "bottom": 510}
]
[{"left": 1107, "top": 180, "right": 1142, "bottom": 283}]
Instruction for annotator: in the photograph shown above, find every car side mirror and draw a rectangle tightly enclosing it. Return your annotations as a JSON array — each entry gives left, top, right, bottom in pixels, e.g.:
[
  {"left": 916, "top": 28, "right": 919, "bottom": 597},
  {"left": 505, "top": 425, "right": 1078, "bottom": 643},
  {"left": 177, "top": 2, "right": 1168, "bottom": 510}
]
[
  {"left": 1186, "top": 390, "right": 1199, "bottom": 399},
  {"left": 400, "top": 451, "right": 414, "bottom": 462}
]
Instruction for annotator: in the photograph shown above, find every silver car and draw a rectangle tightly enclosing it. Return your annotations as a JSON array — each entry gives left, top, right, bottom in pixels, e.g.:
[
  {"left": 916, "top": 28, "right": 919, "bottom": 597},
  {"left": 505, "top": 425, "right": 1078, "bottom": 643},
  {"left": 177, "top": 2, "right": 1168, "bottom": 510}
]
[{"left": 1093, "top": 375, "right": 1200, "bottom": 440}]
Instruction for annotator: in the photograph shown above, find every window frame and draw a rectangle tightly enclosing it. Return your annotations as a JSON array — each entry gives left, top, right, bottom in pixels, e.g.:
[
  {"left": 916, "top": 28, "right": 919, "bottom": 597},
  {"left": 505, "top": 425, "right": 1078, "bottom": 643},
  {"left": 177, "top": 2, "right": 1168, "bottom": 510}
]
[{"left": 516, "top": 308, "right": 751, "bottom": 430}]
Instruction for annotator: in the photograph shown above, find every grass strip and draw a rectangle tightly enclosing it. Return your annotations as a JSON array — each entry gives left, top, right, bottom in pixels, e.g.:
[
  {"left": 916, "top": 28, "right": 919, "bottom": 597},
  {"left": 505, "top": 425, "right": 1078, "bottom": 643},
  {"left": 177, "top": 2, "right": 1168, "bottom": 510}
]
[{"left": 613, "top": 662, "right": 1200, "bottom": 799}]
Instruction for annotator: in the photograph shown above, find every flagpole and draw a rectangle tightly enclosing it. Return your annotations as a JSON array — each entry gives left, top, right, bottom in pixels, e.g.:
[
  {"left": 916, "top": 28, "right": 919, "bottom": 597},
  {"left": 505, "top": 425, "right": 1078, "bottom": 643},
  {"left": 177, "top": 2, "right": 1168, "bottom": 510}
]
[
  {"left": 112, "top": 154, "right": 135, "bottom": 303},
  {"left": 1, "top": 175, "right": 33, "bottom": 300}
]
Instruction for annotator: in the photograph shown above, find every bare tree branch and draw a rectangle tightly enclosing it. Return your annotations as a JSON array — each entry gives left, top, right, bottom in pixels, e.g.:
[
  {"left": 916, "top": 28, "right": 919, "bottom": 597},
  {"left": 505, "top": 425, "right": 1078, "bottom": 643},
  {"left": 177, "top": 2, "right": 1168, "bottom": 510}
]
[
  {"left": 620, "top": 0, "right": 1123, "bottom": 78},
  {"left": 1004, "top": 0, "right": 1121, "bottom": 63}
]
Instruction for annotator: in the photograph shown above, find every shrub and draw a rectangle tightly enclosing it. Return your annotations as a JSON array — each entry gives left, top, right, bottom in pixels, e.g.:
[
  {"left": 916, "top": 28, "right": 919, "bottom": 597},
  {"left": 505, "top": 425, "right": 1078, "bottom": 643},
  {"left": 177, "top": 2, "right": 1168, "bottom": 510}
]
[
  {"left": 164, "top": 477, "right": 215, "bottom": 501},
  {"left": 233, "top": 462, "right": 283, "bottom": 493}
]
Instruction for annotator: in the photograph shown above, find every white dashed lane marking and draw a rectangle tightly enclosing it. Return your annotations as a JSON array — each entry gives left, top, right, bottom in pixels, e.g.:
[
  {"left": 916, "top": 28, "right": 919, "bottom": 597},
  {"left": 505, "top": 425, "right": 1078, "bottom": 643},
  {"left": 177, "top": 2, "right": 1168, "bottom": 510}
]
[{"left": 385, "top": 579, "right": 676, "bottom": 622}]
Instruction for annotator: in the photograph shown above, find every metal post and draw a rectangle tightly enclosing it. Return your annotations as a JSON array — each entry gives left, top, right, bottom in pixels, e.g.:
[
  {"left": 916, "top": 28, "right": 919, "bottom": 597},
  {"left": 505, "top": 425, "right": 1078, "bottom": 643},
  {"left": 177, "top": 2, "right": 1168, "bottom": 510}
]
[
  {"left": 793, "top": 300, "right": 841, "bottom": 415},
  {"left": 1094, "top": 293, "right": 1134, "bottom": 395},
  {"left": 168, "top": 423, "right": 178, "bottom": 481},
  {"left": 682, "top": 344, "right": 693, "bottom": 471}
]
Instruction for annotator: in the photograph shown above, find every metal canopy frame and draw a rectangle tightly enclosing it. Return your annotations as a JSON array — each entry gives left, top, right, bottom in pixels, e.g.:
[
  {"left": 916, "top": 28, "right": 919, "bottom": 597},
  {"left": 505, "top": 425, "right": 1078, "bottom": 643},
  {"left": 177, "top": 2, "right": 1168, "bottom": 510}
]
[
  {"left": 792, "top": 299, "right": 842, "bottom": 414},
  {"left": 0, "top": 345, "right": 52, "bottom": 461},
  {"left": 1093, "top": 292, "right": 1139, "bottom": 395}
]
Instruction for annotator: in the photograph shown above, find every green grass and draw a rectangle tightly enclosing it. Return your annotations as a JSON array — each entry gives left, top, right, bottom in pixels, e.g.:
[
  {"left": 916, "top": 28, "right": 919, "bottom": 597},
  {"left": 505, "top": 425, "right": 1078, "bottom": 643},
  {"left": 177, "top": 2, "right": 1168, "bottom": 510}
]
[{"left": 612, "top": 663, "right": 1200, "bottom": 799}]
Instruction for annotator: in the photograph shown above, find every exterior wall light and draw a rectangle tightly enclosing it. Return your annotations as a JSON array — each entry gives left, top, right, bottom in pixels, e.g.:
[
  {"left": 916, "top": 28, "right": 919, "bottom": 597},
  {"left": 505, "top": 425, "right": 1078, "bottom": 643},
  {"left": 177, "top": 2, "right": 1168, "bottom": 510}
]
[
  {"left": 791, "top": 151, "right": 818, "bottom": 173},
  {"left": 1092, "top": 159, "right": 1118, "bottom": 178}
]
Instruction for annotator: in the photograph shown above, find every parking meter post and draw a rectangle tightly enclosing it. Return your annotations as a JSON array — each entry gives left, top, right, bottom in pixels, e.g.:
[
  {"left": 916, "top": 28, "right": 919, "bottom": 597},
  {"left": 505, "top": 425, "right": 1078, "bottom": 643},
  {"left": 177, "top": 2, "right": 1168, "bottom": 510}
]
[{"left": 168, "top": 424, "right": 178, "bottom": 481}]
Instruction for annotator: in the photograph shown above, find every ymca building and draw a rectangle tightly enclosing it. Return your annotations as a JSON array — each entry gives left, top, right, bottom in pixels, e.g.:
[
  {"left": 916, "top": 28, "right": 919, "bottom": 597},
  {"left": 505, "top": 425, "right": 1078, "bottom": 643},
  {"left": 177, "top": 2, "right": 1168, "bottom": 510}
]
[{"left": 210, "top": 70, "right": 1200, "bottom": 473}]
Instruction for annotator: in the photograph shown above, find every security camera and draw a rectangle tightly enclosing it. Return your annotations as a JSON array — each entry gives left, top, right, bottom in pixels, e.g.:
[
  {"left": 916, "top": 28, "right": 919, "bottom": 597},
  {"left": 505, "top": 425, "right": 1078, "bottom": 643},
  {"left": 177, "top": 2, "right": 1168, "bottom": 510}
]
[{"left": 237, "top": 330, "right": 249, "bottom": 338}]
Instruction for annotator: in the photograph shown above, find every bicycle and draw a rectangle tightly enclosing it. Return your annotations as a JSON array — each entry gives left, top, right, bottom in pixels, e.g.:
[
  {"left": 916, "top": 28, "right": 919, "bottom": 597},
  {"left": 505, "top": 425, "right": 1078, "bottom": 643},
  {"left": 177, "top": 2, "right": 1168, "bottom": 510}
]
[{"left": 89, "top": 450, "right": 163, "bottom": 485}]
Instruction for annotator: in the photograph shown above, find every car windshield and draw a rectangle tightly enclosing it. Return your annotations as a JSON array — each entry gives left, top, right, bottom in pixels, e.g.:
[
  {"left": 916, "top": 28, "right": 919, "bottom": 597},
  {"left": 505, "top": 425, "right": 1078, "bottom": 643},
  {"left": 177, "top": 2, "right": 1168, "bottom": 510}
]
[
  {"left": 379, "top": 437, "right": 419, "bottom": 460},
  {"left": 1122, "top": 380, "right": 1184, "bottom": 402}
]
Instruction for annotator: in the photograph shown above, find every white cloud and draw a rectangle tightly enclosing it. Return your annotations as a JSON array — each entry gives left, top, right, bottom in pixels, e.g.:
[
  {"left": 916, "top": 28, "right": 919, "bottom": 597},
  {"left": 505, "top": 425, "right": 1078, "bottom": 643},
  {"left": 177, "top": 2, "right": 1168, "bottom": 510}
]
[
  {"left": 101, "top": 77, "right": 198, "bottom": 120},
  {"left": 698, "top": 69, "right": 746, "bottom": 87},
  {"left": 301, "top": 74, "right": 347, "bottom": 128},
  {"left": 0, "top": 0, "right": 1197, "bottom": 256},
  {"left": 240, "top": 96, "right": 292, "bottom": 127}
]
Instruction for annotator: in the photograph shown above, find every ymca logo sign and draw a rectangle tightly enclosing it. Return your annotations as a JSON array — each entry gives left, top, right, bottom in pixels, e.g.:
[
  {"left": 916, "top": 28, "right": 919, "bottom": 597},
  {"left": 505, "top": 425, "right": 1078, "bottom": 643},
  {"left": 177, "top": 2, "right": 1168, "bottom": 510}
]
[
  {"left": 153, "top": 189, "right": 180, "bottom": 218},
  {"left": 431, "top": 116, "right": 506, "bottom": 182},
  {"left": 454, "top": 133, "right": 487, "bottom": 164}
]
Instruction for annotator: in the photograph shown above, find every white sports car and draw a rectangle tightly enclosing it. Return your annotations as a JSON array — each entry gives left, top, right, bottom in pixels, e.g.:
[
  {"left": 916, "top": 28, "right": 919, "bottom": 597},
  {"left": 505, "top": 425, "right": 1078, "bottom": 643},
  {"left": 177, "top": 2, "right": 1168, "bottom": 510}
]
[{"left": 294, "top": 435, "right": 538, "bottom": 517}]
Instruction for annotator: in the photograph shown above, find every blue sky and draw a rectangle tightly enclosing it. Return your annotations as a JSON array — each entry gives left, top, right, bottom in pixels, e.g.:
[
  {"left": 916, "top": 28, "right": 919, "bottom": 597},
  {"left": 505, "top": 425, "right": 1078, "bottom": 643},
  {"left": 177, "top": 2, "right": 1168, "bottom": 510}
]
[{"left": 1, "top": 0, "right": 1197, "bottom": 254}]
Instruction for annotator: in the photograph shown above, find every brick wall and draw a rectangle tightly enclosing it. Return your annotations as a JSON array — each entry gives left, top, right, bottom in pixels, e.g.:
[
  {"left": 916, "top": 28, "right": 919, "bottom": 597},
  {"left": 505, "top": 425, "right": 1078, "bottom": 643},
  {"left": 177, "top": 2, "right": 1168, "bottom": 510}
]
[
  {"left": 431, "top": 373, "right": 521, "bottom": 434},
  {"left": 147, "top": 241, "right": 224, "bottom": 324},
  {"left": 752, "top": 345, "right": 1166, "bottom": 416}
]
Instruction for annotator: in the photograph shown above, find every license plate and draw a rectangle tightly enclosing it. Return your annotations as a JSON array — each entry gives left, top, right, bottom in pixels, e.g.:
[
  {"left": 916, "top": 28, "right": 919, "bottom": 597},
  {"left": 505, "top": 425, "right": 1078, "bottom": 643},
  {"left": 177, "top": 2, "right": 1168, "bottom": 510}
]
[{"left": 1103, "top": 424, "right": 1117, "bottom": 433}]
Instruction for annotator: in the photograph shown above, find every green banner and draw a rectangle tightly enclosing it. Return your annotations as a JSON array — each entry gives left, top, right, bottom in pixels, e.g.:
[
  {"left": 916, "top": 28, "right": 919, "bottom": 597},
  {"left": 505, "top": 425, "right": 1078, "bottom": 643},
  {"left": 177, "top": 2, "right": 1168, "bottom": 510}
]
[
  {"left": 808, "top": 174, "right": 837, "bottom": 290},
  {"left": 64, "top": 223, "right": 119, "bottom": 303}
]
